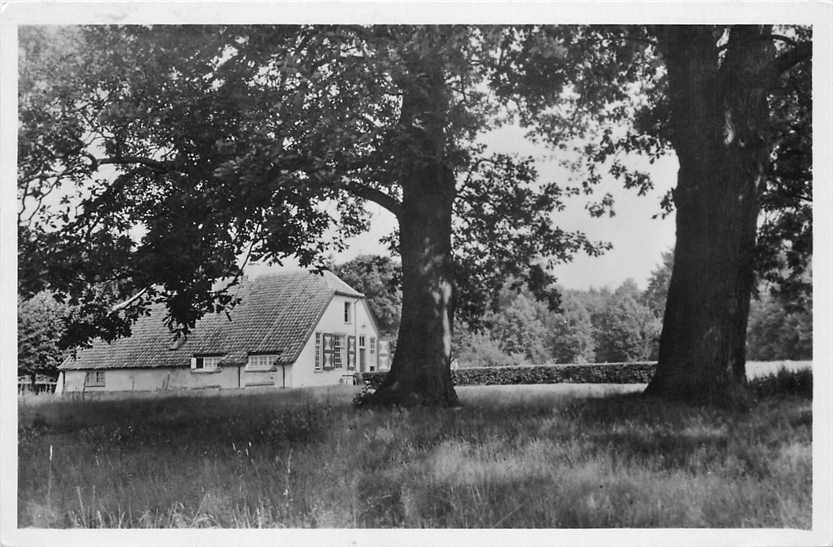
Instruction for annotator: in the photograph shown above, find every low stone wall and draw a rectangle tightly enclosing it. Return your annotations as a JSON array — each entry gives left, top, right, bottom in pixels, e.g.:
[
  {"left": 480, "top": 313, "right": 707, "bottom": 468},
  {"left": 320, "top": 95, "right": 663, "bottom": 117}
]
[{"left": 354, "top": 362, "right": 657, "bottom": 388}]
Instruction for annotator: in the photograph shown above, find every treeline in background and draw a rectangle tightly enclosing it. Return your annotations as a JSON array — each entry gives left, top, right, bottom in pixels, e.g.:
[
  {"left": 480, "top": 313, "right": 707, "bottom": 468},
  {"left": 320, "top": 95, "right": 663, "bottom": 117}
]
[{"left": 334, "top": 254, "right": 812, "bottom": 368}]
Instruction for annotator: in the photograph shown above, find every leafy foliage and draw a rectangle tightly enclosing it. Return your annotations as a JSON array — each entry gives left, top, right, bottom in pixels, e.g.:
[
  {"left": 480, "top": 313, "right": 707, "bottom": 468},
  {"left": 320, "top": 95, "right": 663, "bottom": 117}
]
[
  {"left": 592, "top": 287, "right": 660, "bottom": 363},
  {"left": 641, "top": 250, "right": 673, "bottom": 318},
  {"left": 453, "top": 277, "right": 658, "bottom": 366},
  {"left": 754, "top": 27, "right": 812, "bottom": 304},
  {"left": 499, "top": 25, "right": 812, "bottom": 299},
  {"left": 747, "top": 290, "right": 812, "bottom": 361},
  {"left": 453, "top": 329, "right": 526, "bottom": 369},
  {"left": 452, "top": 154, "right": 606, "bottom": 323},
  {"left": 487, "top": 288, "right": 551, "bottom": 362},
  {"left": 19, "top": 25, "right": 607, "bottom": 348},
  {"left": 17, "top": 293, "right": 69, "bottom": 379},
  {"left": 546, "top": 292, "right": 595, "bottom": 363}
]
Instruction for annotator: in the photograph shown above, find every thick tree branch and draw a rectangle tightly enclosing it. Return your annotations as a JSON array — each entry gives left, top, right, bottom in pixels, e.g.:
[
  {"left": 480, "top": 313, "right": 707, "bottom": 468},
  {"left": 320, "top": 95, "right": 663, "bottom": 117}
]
[
  {"left": 267, "top": 151, "right": 402, "bottom": 216},
  {"left": 336, "top": 178, "right": 402, "bottom": 217},
  {"left": 17, "top": 177, "right": 33, "bottom": 225},
  {"left": 92, "top": 155, "right": 177, "bottom": 172},
  {"left": 110, "top": 287, "right": 148, "bottom": 313}
]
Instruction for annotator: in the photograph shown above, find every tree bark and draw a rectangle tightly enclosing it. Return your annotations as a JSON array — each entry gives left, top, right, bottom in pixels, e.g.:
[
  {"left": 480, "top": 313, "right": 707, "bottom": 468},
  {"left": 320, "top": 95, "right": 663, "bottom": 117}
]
[
  {"left": 363, "top": 47, "right": 459, "bottom": 407},
  {"left": 646, "top": 26, "right": 778, "bottom": 404},
  {"left": 370, "top": 182, "right": 458, "bottom": 407}
]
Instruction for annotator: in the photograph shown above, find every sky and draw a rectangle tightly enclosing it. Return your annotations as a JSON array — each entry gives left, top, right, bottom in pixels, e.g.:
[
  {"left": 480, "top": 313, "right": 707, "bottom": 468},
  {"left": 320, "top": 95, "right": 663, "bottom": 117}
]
[{"left": 248, "top": 124, "right": 679, "bottom": 292}]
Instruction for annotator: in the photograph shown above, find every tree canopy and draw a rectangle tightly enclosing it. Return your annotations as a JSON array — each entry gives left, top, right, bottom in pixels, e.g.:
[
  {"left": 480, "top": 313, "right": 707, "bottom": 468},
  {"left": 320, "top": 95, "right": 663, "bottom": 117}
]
[
  {"left": 19, "top": 25, "right": 605, "bottom": 347},
  {"left": 498, "top": 26, "right": 811, "bottom": 296}
]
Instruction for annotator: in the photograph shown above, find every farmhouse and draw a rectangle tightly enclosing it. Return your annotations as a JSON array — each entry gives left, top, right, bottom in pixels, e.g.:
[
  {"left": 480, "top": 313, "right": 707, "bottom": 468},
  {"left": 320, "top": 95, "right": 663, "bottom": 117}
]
[{"left": 56, "top": 271, "right": 387, "bottom": 395}]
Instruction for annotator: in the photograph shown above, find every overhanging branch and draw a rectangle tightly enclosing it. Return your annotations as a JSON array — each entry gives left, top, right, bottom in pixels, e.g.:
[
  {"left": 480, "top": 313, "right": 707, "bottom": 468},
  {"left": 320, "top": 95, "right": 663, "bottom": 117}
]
[
  {"left": 336, "top": 178, "right": 402, "bottom": 217},
  {"left": 91, "top": 155, "right": 178, "bottom": 173},
  {"left": 110, "top": 287, "right": 148, "bottom": 313},
  {"left": 268, "top": 153, "right": 403, "bottom": 216}
]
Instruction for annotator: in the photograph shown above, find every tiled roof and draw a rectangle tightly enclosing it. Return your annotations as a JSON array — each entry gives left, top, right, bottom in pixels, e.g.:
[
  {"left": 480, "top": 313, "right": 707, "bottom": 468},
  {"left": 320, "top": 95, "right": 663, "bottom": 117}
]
[{"left": 59, "top": 270, "right": 363, "bottom": 371}]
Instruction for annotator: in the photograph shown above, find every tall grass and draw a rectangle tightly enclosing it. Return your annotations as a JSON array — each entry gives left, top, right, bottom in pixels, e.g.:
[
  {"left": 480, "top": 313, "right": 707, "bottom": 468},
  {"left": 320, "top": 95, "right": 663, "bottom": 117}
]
[{"left": 18, "top": 372, "right": 811, "bottom": 528}]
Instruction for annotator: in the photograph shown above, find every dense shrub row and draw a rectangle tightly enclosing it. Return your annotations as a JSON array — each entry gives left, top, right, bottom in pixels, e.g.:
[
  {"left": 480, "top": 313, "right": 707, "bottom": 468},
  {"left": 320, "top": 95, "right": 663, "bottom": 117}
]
[
  {"left": 355, "top": 362, "right": 657, "bottom": 388},
  {"left": 749, "top": 367, "right": 813, "bottom": 399}
]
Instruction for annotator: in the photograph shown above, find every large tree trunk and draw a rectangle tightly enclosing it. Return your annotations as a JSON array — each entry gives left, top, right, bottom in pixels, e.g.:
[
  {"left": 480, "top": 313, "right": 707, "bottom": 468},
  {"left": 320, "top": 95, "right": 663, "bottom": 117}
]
[
  {"left": 646, "top": 27, "right": 776, "bottom": 403},
  {"left": 364, "top": 46, "right": 459, "bottom": 407},
  {"left": 370, "top": 180, "right": 458, "bottom": 407}
]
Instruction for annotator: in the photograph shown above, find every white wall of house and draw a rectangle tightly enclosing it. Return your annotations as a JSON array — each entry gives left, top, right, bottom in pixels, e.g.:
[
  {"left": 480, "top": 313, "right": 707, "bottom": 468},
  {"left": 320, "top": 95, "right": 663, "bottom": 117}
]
[
  {"left": 291, "top": 294, "right": 380, "bottom": 387},
  {"left": 60, "top": 365, "right": 242, "bottom": 393},
  {"left": 241, "top": 365, "right": 291, "bottom": 388},
  {"left": 59, "top": 364, "right": 296, "bottom": 393}
]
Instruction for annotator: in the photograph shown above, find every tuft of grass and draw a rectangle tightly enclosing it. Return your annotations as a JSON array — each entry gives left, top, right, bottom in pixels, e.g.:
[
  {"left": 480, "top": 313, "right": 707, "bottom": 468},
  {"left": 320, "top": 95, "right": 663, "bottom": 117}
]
[{"left": 18, "top": 372, "right": 811, "bottom": 528}]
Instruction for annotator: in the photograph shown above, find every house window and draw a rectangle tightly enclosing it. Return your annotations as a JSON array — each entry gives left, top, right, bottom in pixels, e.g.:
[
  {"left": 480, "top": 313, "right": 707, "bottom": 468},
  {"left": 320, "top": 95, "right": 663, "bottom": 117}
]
[
  {"left": 191, "top": 355, "right": 221, "bottom": 372},
  {"left": 315, "top": 332, "right": 322, "bottom": 371},
  {"left": 322, "top": 334, "right": 334, "bottom": 369},
  {"left": 247, "top": 354, "right": 279, "bottom": 371},
  {"left": 85, "top": 370, "right": 105, "bottom": 387},
  {"left": 333, "top": 335, "right": 344, "bottom": 368},
  {"left": 318, "top": 333, "right": 352, "bottom": 371},
  {"left": 359, "top": 336, "right": 366, "bottom": 348},
  {"left": 344, "top": 301, "right": 352, "bottom": 324},
  {"left": 370, "top": 337, "right": 376, "bottom": 354},
  {"left": 347, "top": 336, "right": 356, "bottom": 370}
]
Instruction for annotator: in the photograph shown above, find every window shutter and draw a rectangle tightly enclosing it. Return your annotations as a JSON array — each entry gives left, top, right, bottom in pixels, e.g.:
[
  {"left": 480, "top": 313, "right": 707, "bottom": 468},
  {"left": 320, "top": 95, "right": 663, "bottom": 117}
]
[
  {"left": 322, "top": 334, "right": 333, "bottom": 369},
  {"left": 315, "top": 333, "right": 322, "bottom": 370},
  {"left": 333, "top": 335, "right": 343, "bottom": 368},
  {"left": 347, "top": 336, "right": 356, "bottom": 370},
  {"left": 190, "top": 357, "right": 197, "bottom": 369}
]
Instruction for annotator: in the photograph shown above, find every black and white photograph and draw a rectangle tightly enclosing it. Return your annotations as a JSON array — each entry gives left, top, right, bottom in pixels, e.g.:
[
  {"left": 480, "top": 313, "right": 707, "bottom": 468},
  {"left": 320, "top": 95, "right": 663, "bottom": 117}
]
[{"left": 1, "top": 2, "right": 831, "bottom": 546}]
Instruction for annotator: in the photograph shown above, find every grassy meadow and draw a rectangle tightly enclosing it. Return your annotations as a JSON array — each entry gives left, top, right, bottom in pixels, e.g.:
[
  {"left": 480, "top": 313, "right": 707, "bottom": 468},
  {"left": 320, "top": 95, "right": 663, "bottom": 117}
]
[{"left": 18, "top": 366, "right": 812, "bottom": 528}]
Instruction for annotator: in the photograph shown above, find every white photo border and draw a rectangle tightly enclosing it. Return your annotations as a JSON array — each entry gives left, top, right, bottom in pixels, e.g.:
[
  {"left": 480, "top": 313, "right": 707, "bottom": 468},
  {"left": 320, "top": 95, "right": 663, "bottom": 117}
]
[{"left": 1, "top": 3, "right": 831, "bottom": 546}]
